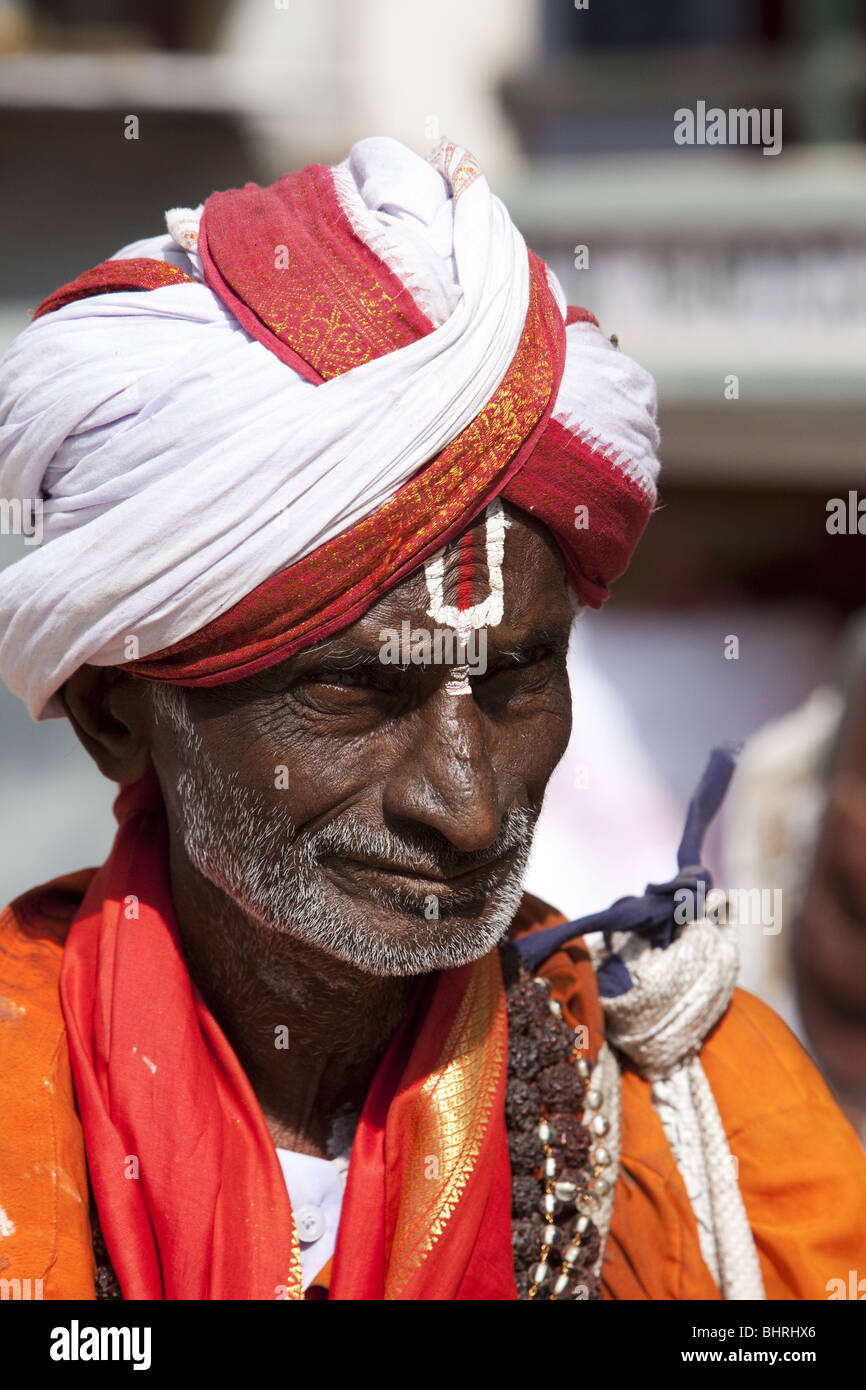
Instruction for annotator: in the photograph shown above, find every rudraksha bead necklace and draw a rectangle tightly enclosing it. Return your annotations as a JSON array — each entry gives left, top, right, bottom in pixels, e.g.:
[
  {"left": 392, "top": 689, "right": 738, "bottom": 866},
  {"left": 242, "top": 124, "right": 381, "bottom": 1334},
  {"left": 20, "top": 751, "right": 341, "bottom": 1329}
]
[{"left": 499, "top": 941, "right": 611, "bottom": 1300}]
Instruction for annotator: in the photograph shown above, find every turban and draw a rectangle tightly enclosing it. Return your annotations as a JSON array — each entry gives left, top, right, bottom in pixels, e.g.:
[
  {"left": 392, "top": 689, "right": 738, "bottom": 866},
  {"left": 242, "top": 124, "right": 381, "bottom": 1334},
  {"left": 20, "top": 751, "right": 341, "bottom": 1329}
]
[{"left": 0, "top": 136, "right": 660, "bottom": 721}]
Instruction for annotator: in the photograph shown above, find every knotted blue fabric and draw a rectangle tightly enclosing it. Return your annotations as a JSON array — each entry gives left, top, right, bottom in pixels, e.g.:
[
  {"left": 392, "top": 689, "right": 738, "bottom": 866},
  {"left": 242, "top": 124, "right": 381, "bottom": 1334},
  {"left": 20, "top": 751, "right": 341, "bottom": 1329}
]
[{"left": 515, "top": 745, "right": 740, "bottom": 995}]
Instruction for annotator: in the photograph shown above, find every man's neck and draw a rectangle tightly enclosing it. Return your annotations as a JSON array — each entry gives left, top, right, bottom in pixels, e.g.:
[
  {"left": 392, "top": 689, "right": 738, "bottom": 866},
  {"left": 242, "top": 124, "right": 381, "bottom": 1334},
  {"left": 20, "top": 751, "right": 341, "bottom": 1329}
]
[{"left": 167, "top": 839, "right": 418, "bottom": 1158}]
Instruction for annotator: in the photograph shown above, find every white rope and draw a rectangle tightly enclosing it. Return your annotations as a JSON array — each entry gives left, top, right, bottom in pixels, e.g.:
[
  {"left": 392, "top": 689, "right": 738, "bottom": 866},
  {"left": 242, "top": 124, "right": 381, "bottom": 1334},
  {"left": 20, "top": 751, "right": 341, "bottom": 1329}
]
[{"left": 594, "top": 917, "right": 766, "bottom": 1300}]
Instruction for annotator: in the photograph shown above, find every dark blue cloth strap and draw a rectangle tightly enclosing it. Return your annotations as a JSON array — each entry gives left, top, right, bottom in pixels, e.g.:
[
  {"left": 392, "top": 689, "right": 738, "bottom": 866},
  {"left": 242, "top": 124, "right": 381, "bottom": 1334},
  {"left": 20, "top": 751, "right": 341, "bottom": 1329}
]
[{"left": 513, "top": 744, "right": 740, "bottom": 995}]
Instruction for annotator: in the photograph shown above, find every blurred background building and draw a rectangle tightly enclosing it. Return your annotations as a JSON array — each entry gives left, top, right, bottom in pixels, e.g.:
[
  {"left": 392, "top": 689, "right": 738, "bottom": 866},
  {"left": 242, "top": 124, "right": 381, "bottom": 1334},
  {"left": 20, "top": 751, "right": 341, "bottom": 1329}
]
[{"left": 1, "top": 1, "right": 864, "bottom": 1091}]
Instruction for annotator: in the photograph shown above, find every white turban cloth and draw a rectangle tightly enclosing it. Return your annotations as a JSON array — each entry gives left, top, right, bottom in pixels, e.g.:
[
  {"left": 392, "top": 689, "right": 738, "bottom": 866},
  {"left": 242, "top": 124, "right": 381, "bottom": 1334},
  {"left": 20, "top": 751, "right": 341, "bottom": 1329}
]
[{"left": 0, "top": 136, "right": 660, "bottom": 720}]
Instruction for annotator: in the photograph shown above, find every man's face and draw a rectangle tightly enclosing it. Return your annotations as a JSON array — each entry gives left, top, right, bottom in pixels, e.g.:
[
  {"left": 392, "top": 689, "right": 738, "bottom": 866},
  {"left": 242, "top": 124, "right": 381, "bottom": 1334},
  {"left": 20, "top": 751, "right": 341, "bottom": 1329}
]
[{"left": 145, "top": 503, "right": 575, "bottom": 976}]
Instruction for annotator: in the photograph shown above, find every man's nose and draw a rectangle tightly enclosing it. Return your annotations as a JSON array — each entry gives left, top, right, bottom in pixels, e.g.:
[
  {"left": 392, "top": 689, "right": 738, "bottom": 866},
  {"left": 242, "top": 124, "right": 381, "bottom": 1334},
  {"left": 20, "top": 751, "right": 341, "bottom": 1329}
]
[{"left": 381, "top": 688, "right": 503, "bottom": 853}]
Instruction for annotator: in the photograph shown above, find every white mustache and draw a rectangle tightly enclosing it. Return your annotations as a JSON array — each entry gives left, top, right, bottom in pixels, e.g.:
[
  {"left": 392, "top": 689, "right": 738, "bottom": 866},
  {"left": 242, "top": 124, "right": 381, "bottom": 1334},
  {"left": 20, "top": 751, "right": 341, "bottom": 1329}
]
[{"left": 301, "top": 806, "right": 534, "bottom": 883}]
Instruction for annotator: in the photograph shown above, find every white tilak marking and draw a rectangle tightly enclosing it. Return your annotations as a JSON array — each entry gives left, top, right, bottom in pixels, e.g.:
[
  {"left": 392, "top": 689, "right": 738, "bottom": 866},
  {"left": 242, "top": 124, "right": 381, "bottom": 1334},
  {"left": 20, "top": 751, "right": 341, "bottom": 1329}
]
[{"left": 424, "top": 498, "right": 510, "bottom": 696}]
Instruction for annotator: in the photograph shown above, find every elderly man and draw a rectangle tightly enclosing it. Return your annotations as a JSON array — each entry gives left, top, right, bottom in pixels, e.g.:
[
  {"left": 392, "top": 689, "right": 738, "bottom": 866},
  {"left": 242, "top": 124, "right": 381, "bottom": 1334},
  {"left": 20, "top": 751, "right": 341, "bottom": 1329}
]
[{"left": 1, "top": 137, "right": 864, "bottom": 1303}]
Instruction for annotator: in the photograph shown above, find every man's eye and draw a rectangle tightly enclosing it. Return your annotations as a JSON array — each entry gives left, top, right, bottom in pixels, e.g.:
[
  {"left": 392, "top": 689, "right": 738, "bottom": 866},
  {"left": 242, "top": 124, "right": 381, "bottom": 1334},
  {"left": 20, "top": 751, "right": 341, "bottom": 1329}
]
[
  {"left": 481, "top": 644, "right": 563, "bottom": 680},
  {"left": 513, "top": 646, "right": 554, "bottom": 668},
  {"left": 314, "top": 671, "right": 371, "bottom": 687},
  {"left": 299, "top": 669, "right": 389, "bottom": 699}
]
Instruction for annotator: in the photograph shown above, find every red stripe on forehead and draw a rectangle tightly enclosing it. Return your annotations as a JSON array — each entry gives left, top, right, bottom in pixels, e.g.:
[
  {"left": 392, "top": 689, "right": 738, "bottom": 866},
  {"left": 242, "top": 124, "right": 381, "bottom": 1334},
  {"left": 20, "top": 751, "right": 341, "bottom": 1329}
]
[{"left": 457, "top": 531, "right": 474, "bottom": 613}]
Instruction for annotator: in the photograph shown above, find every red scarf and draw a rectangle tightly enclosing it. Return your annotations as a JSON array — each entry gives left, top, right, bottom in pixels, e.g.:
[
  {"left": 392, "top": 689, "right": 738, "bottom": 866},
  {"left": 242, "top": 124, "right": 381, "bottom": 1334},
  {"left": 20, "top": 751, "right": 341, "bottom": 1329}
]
[{"left": 59, "top": 773, "right": 516, "bottom": 1300}]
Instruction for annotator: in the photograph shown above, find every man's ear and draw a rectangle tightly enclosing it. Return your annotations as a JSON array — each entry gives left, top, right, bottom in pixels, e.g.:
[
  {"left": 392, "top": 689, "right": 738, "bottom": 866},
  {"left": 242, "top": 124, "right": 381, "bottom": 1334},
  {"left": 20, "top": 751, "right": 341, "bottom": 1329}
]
[{"left": 60, "top": 665, "right": 152, "bottom": 785}]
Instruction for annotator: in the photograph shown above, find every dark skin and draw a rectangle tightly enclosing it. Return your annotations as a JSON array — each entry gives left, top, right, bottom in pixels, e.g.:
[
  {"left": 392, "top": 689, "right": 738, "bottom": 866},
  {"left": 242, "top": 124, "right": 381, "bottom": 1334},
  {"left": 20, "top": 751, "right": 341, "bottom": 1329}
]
[{"left": 62, "top": 503, "right": 574, "bottom": 1158}]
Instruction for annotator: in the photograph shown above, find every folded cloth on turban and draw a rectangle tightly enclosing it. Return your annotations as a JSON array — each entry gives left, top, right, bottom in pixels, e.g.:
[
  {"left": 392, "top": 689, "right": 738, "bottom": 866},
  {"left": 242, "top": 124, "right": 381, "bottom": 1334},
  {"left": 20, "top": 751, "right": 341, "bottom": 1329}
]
[{"left": 0, "top": 136, "right": 660, "bottom": 721}]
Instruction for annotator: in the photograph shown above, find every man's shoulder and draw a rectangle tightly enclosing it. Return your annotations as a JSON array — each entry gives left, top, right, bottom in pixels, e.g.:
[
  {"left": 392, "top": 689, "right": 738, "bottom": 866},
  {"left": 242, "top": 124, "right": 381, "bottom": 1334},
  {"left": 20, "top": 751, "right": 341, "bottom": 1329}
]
[
  {"left": 1, "top": 867, "right": 96, "bottom": 952},
  {"left": 0, "top": 869, "right": 97, "bottom": 1300},
  {"left": 704, "top": 984, "right": 860, "bottom": 1129},
  {"left": 0, "top": 868, "right": 95, "bottom": 1027},
  {"left": 697, "top": 985, "right": 866, "bottom": 1298},
  {"left": 509, "top": 889, "right": 568, "bottom": 938}
]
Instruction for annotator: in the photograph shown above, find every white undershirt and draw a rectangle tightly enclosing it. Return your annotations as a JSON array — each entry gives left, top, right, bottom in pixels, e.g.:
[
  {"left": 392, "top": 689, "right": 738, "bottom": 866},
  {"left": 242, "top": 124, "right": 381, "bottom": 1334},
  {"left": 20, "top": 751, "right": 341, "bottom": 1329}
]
[{"left": 275, "top": 1147, "right": 350, "bottom": 1289}]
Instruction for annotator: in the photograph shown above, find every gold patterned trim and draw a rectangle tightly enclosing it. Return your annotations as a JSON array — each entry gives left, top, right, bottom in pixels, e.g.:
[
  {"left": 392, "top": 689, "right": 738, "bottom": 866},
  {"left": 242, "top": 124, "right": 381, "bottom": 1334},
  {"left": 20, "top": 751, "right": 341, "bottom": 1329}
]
[{"left": 385, "top": 950, "right": 506, "bottom": 1298}]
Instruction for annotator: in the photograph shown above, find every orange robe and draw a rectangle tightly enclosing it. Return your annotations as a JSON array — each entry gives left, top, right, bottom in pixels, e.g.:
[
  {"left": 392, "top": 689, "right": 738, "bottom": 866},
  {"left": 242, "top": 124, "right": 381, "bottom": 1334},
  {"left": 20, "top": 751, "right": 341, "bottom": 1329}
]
[{"left": 2, "top": 873, "right": 865, "bottom": 1301}]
